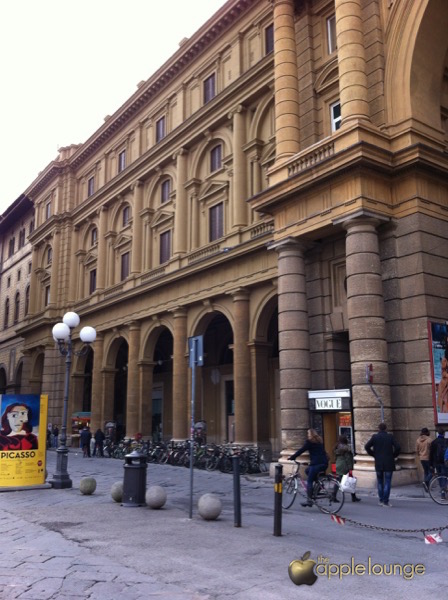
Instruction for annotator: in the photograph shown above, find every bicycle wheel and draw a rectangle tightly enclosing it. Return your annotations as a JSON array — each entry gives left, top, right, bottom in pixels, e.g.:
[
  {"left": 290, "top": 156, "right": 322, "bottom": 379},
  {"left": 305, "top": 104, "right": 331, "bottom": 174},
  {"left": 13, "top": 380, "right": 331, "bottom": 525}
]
[
  {"left": 428, "top": 475, "right": 448, "bottom": 505},
  {"left": 282, "top": 475, "right": 298, "bottom": 509},
  {"left": 313, "top": 476, "right": 344, "bottom": 514}
]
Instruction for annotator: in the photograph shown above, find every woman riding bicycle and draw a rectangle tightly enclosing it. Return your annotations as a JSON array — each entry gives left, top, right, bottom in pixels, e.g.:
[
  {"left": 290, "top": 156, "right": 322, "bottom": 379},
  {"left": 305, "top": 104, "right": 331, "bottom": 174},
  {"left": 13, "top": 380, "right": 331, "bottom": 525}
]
[{"left": 288, "top": 429, "right": 328, "bottom": 507}]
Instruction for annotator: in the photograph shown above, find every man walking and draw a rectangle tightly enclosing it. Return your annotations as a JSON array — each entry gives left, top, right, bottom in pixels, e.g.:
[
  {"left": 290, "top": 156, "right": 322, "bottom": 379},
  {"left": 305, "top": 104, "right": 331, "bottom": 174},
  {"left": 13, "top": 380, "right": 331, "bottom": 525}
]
[
  {"left": 365, "top": 423, "right": 401, "bottom": 507},
  {"left": 416, "top": 427, "right": 432, "bottom": 492}
]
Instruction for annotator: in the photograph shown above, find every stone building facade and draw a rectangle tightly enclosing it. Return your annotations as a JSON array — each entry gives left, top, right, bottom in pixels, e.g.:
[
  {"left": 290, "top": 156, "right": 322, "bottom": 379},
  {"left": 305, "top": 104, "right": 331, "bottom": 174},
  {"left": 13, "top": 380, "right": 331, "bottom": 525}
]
[
  {"left": 0, "top": 195, "right": 34, "bottom": 395},
  {"left": 4, "top": 0, "right": 447, "bottom": 484}
]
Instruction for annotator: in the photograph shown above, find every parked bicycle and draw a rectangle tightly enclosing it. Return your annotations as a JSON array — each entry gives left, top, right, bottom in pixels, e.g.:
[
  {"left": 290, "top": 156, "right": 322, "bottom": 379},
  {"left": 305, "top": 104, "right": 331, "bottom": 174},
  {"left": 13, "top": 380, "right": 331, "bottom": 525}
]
[
  {"left": 282, "top": 460, "right": 344, "bottom": 514},
  {"left": 428, "top": 473, "right": 448, "bottom": 505}
]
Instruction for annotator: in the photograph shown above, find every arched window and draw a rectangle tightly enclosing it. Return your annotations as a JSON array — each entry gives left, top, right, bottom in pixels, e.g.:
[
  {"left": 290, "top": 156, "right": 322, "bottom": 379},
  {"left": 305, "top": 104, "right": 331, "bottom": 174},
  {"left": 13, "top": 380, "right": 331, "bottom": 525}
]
[
  {"left": 161, "top": 179, "right": 171, "bottom": 203},
  {"left": 25, "top": 286, "right": 30, "bottom": 316},
  {"left": 3, "top": 299, "right": 9, "bottom": 329},
  {"left": 91, "top": 227, "right": 98, "bottom": 246},
  {"left": 14, "top": 293, "right": 20, "bottom": 324},
  {"left": 210, "top": 144, "right": 222, "bottom": 172},
  {"left": 122, "top": 206, "right": 130, "bottom": 227},
  {"left": 47, "top": 247, "right": 53, "bottom": 264}
]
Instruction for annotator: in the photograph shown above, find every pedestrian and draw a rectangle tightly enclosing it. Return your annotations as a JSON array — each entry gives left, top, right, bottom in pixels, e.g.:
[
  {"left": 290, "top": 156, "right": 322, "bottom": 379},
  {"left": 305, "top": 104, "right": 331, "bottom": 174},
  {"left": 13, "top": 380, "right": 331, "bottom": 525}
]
[
  {"left": 415, "top": 427, "right": 432, "bottom": 492},
  {"left": 430, "top": 427, "right": 447, "bottom": 499},
  {"left": 365, "top": 422, "right": 401, "bottom": 507},
  {"left": 47, "top": 426, "right": 52, "bottom": 449},
  {"left": 94, "top": 428, "right": 106, "bottom": 457},
  {"left": 288, "top": 428, "right": 328, "bottom": 507},
  {"left": 80, "top": 426, "right": 92, "bottom": 458},
  {"left": 52, "top": 425, "right": 59, "bottom": 448},
  {"left": 333, "top": 435, "right": 361, "bottom": 502}
]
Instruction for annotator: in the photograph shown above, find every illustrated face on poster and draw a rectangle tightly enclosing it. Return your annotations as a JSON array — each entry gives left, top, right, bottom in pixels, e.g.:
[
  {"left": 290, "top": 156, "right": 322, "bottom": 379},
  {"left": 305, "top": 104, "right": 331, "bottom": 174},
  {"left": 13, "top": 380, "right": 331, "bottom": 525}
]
[
  {"left": 429, "top": 322, "right": 448, "bottom": 424},
  {"left": 0, "top": 397, "right": 39, "bottom": 451}
]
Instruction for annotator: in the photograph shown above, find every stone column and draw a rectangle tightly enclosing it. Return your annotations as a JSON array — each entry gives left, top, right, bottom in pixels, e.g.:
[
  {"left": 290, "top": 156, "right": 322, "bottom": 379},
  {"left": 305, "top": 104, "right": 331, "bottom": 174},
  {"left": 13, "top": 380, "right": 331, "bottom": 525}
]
[
  {"left": 131, "top": 180, "right": 144, "bottom": 274},
  {"left": 335, "top": 0, "right": 370, "bottom": 125},
  {"left": 229, "top": 105, "right": 247, "bottom": 228},
  {"left": 172, "top": 307, "right": 189, "bottom": 440},
  {"left": 273, "top": 0, "right": 300, "bottom": 160},
  {"left": 342, "top": 216, "right": 391, "bottom": 463},
  {"left": 96, "top": 207, "right": 108, "bottom": 291},
  {"left": 48, "top": 229, "right": 61, "bottom": 307},
  {"left": 270, "top": 238, "right": 311, "bottom": 455},
  {"left": 173, "top": 149, "right": 188, "bottom": 256},
  {"left": 232, "top": 288, "right": 253, "bottom": 444},
  {"left": 90, "top": 333, "right": 104, "bottom": 433},
  {"left": 249, "top": 341, "right": 272, "bottom": 447},
  {"left": 126, "top": 321, "right": 141, "bottom": 437}
]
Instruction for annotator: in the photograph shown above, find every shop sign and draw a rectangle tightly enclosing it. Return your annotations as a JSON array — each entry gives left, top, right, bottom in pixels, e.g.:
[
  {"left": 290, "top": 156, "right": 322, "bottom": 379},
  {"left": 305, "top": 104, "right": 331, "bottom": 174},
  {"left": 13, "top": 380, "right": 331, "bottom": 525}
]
[{"left": 315, "top": 397, "right": 342, "bottom": 410}]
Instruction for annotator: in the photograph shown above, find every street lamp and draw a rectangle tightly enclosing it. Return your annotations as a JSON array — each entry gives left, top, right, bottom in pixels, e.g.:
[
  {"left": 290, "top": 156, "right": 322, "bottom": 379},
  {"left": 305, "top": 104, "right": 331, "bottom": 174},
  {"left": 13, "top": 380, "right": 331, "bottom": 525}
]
[{"left": 50, "top": 311, "right": 96, "bottom": 489}]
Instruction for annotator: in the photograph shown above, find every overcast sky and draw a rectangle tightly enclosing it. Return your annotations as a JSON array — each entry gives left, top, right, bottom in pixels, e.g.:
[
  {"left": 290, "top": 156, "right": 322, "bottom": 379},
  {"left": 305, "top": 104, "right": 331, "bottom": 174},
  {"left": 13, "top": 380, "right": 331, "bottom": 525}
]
[{"left": 0, "top": 0, "right": 227, "bottom": 215}]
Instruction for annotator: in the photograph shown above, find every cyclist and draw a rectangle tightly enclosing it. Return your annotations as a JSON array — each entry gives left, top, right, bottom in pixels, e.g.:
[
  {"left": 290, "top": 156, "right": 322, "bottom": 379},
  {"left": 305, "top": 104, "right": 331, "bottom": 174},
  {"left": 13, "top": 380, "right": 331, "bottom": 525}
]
[{"left": 288, "top": 429, "right": 328, "bottom": 507}]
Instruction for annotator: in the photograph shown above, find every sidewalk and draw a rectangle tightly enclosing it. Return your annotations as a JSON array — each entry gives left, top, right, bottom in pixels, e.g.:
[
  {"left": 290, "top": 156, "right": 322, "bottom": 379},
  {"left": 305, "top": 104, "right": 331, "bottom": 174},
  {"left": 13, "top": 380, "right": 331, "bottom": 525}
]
[{"left": 0, "top": 450, "right": 445, "bottom": 600}]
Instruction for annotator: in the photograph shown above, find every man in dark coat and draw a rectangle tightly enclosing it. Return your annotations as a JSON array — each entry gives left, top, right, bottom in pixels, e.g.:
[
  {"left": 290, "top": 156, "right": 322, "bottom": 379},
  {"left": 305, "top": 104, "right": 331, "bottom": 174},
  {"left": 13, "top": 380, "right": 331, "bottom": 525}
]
[
  {"left": 80, "top": 427, "right": 92, "bottom": 458},
  {"left": 365, "top": 422, "right": 401, "bottom": 507}
]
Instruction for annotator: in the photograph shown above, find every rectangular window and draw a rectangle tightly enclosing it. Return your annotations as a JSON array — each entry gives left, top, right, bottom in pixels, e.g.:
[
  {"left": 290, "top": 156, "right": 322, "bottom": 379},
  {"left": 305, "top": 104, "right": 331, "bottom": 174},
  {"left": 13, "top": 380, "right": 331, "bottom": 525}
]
[
  {"left": 8, "top": 238, "right": 14, "bottom": 257},
  {"left": 210, "top": 145, "right": 222, "bottom": 172},
  {"left": 89, "top": 269, "right": 97, "bottom": 294},
  {"left": 121, "top": 252, "right": 130, "bottom": 280},
  {"left": 327, "top": 15, "right": 337, "bottom": 54},
  {"left": 118, "top": 149, "right": 126, "bottom": 173},
  {"left": 45, "top": 201, "right": 52, "bottom": 220},
  {"left": 203, "top": 73, "right": 216, "bottom": 104},
  {"left": 330, "top": 101, "right": 342, "bottom": 132},
  {"left": 156, "top": 116, "right": 166, "bottom": 142},
  {"left": 17, "top": 270, "right": 21, "bottom": 281},
  {"left": 159, "top": 230, "right": 171, "bottom": 264},
  {"left": 44, "top": 286, "right": 50, "bottom": 307},
  {"left": 209, "top": 203, "right": 224, "bottom": 242},
  {"left": 265, "top": 23, "right": 274, "bottom": 55},
  {"left": 87, "top": 176, "right": 95, "bottom": 197}
]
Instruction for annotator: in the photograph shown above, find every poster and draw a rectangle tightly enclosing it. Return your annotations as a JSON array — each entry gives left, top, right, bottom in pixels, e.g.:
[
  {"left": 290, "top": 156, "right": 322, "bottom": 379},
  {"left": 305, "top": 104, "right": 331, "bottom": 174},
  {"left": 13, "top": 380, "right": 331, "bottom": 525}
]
[
  {"left": 428, "top": 322, "right": 448, "bottom": 425},
  {"left": 0, "top": 394, "right": 48, "bottom": 488}
]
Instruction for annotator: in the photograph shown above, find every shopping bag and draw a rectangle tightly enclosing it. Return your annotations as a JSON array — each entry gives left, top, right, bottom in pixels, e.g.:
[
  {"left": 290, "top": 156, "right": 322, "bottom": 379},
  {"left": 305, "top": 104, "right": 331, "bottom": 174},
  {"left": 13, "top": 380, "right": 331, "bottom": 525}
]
[{"left": 340, "top": 473, "right": 357, "bottom": 493}]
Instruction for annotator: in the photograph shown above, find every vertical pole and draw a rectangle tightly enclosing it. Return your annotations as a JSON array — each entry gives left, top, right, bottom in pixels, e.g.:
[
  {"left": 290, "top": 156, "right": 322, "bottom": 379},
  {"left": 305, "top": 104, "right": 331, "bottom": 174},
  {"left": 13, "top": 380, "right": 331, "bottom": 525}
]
[
  {"left": 232, "top": 455, "right": 241, "bottom": 527},
  {"left": 273, "top": 464, "right": 283, "bottom": 536},
  {"left": 51, "top": 333, "right": 73, "bottom": 489},
  {"left": 189, "top": 354, "right": 196, "bottom": 519}
]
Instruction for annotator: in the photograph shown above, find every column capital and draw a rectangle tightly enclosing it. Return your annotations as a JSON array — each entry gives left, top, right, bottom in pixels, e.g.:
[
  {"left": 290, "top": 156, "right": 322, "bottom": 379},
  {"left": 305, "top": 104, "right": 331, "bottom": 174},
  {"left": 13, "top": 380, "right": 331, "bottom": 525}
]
[
  {"left": 227, "top": 104, "right": 245, "bottom": 120},
  {"left": 172, "top": 147, "right": 188, "bottom": 160},
  {"left": 170, "top": 306, "right": 187, "bottom": 318},
  {"left": 229, "top": 287, "right": 250, "bottom": 301},
  {"left": 333, "top": 209, "right": 390, "bottom": 231},
  {"left": 268, "top": 236, "right": 313, "bottom": 255}
]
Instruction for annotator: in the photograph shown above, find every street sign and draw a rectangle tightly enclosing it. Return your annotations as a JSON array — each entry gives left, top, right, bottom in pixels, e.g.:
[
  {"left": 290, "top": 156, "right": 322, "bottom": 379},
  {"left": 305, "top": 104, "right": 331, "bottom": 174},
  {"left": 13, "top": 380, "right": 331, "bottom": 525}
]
[{"left": 188, "top": 336, "right": 204, "bottom": 367}]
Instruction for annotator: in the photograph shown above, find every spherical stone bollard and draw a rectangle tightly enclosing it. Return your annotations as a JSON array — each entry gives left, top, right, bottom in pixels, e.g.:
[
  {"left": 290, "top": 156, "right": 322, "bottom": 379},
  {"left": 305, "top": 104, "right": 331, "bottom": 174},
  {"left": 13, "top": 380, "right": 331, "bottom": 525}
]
[
  {"left": 80, "top": 477, "right": 97, "bottom": 495},
  {"left": 111, "top": 481, "right": 123, "bottom": 503},
  {"left": 145, "top": 485, "right": 167, "bottom": 509},
  {"left": 198, "top": 493, "right": 222, "bottom": 520}
]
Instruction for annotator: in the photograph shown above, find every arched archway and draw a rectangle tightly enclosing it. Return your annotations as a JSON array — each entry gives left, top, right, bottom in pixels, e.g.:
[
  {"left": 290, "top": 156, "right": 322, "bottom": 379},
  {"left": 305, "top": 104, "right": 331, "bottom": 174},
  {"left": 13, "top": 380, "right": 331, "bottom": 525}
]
[
  {"left": 194, "top": 311, "right": 234, "bottom": 443},
  {"left": 253, "top": 296, "right": 279, "bottom": 458},
  {"left": 114, "top": 340, "right": 128, "bottom": 440}
]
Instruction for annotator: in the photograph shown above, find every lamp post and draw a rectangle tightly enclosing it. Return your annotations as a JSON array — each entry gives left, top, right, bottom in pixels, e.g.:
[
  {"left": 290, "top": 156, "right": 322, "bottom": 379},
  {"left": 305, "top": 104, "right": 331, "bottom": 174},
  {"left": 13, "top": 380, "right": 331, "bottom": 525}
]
[{"left": 50, "top": 311, "right": 96, "bottom": 489}]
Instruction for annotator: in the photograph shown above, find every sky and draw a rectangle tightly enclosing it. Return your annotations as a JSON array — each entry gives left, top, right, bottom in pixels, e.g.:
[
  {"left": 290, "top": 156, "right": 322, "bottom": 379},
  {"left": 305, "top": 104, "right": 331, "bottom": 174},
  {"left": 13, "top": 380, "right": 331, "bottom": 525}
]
[{"left": 0, "top": 0, "right": 227, "bottom": 215}]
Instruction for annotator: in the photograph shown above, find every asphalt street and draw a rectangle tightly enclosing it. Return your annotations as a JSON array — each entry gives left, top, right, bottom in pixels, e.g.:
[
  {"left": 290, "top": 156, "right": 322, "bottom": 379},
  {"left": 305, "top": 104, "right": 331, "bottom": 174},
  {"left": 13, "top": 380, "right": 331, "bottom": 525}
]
[{"left": 0, "top": 449, "right": 447, "bottom": 600}]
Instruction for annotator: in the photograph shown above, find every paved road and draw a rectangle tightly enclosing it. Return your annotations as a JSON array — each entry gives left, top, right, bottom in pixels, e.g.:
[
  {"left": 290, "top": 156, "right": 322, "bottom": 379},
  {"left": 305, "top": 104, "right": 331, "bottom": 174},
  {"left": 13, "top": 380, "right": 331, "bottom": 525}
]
[{"left": 0, "top": 450, "right": 447, "bottom": 599}]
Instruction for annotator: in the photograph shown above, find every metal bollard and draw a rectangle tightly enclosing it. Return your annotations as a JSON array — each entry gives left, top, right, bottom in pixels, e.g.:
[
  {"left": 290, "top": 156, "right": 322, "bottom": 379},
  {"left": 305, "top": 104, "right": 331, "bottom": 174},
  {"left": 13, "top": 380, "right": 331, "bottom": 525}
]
[
  {"left": 273, "top": 464, "right": 282, "bottom": 536},
  {"left": 232, "top": 455, "right": 241, "bottom": 527}
]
